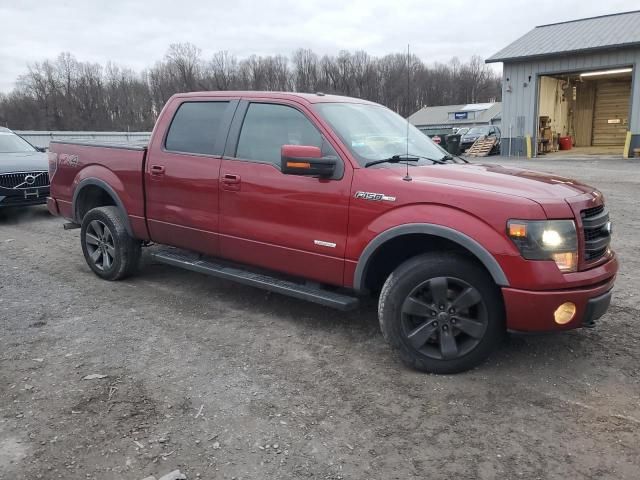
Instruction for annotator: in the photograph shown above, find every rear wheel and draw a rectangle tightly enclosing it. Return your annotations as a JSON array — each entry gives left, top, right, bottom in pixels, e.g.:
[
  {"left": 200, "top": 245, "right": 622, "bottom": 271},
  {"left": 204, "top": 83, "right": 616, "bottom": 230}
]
[
  {"left": 80, "top": 206, "right": 141, "bottom": 280},
  {"left": 379, "top": 253, "right": 504, "bottom": 374}
]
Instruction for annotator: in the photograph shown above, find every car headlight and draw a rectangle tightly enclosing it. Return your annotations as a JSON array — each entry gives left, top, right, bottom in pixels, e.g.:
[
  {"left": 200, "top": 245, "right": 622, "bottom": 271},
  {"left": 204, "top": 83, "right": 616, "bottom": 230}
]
[{"left": 507, "top": 219, "right": 578, "bottom": 272}]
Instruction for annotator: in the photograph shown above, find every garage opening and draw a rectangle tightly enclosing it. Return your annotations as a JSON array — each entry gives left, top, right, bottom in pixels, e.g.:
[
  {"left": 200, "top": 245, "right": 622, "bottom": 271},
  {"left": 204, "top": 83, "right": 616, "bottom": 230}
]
[{"left": 536, "top": 67, "right": 632, "bottom": 156}]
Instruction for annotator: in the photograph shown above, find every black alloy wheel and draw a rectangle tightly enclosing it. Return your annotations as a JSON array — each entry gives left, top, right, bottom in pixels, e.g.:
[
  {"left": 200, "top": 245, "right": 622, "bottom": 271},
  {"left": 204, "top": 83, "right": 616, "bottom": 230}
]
[
  {"left": 400, "top": 276, "right": 488, "bottom": 360},
  {"left": 80, "top": 206, "right": 141, "bottom": 280},
  {"left": 378, "top": 252, "right": 504, "bottom": 374},
  {"left": 84, "top": 219, "right": 116, "bottom": 271}
]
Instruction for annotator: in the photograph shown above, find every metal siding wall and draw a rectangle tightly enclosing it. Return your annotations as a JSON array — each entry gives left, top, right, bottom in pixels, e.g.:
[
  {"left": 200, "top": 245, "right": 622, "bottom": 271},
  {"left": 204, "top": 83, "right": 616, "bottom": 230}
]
[{"left": 500, "top": 48, "right": 640, "bottom": 154}]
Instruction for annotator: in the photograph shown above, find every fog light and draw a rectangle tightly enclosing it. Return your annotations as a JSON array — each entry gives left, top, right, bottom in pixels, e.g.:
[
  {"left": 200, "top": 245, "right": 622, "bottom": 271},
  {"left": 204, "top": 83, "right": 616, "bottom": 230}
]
[{"left": 554, "top": 302, "right": 576, "bottom": 325}]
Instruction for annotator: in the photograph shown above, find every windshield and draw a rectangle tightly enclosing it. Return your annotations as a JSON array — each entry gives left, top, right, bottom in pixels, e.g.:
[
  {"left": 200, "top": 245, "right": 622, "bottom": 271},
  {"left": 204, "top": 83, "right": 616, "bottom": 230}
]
[
  {"left": 0, "top": 131, "right": 37, "bottom": 153},
  {"left": 314, "top": 103, "right": 449, "bottom": 167},
  {"left": 466, "top": 127, "right": 489, "bottom": 135}
]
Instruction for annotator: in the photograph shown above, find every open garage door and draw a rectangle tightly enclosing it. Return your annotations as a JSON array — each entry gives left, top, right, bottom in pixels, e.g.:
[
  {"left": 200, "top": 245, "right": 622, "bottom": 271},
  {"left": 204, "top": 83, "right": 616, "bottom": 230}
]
[
  {"left": 592, "top": 79, "right": 631, "bottom": 146},
  {"left": 536, "top": 68, "right": 633, "bottom": 156}
]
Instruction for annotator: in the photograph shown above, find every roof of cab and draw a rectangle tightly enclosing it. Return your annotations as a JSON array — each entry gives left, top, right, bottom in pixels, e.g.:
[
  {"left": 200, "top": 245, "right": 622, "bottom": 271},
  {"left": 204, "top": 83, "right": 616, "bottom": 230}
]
[{"left": 170, "top": 91, "right": 379, "bottom": 105}]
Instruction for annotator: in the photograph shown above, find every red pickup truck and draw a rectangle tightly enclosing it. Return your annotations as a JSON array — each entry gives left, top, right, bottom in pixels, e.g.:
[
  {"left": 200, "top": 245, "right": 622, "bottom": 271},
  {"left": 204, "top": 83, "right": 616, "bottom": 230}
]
[{"left": 47, "top": 91, "right": 618, "bottom": 373}]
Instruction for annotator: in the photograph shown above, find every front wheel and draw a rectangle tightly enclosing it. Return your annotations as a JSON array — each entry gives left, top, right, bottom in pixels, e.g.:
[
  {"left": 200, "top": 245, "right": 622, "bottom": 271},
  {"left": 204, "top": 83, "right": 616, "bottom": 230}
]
[
  {"left": 80, "top": 206, "right": 141, "bottom": 281},
  {"left": 378, "top": 253, "right": 504, "bottom": 374}
]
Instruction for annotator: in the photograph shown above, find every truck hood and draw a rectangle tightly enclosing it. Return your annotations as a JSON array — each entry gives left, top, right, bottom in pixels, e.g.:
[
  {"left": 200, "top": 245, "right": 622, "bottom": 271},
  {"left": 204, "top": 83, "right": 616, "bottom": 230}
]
[
  {"left": 0, "top": 151, "right": 49, "bottom": 173},
  {"left": 408, "top": 163, "right": 595, "bottom": 201}
]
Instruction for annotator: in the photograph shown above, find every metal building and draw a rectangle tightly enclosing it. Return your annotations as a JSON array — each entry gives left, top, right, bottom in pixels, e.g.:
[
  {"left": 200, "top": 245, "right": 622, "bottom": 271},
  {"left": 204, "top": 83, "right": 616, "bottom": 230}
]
[
  {"left": 408, "top": 102, "right": 501, "bottom": 135},
  {"left": 487, "top": 10, "right": 640, "bottom": 158}
]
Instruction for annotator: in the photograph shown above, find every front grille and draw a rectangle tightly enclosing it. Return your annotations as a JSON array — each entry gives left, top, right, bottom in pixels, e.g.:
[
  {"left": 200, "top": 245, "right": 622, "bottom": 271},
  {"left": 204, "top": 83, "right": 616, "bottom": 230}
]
[
  {"left": 584, "top": 228, "right": 603, "bottom": 241},
  {"left": 0, "top": 171, "right": 49, "bottom": 189},
  {"left": 581, "top": 205, "right": 604, "bottom": 219},
  {"left": 585, "top": 246, "right": 608, "bottom": 261},
  {"left": 581, "top": 205, "right": 610, "bottom": 264}
]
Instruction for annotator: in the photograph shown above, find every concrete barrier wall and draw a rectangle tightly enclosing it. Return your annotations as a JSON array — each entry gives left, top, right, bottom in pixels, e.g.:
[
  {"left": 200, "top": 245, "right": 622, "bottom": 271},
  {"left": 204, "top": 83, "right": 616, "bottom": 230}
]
[{"left": 15, "top": 131, "right": 151, "bottom": 148}]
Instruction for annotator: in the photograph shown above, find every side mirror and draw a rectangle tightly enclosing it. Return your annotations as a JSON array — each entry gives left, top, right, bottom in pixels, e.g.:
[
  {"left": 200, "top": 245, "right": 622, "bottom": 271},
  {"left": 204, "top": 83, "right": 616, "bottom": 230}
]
[
  {"left": 36, "top": 146, "right": 48, "bottom": 152},
  {"left": 281, "top": 145, "right": 336, "bottom": 178}
]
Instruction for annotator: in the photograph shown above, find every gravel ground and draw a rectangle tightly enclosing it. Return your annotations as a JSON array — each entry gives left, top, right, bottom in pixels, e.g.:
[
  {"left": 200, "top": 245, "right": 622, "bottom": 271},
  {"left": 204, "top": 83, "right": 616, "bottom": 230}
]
[{"left": 1, "top": 156, "right": 638, "bottom": 480}]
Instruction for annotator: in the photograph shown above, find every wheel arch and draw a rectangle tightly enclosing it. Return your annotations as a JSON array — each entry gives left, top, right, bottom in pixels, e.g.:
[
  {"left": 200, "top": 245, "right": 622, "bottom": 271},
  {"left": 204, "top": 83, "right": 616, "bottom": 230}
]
[
  {"left": 72, "top": 178, "right": 133, "bottom": 235},
  {"left": 353, "top": 223, "right": 509, "bottom": 293}
]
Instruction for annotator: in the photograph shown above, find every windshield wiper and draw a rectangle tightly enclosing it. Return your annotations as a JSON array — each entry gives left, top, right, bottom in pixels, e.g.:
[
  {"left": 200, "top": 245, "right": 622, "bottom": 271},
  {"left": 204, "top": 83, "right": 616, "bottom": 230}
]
[
  {"left": 365, "top": 154, "right": 419, "bottom": 168},
  {"left": 441, "top": 154, "right": 470, "bottom": 164},
  {"left": 364, "top": 153, "right": 445, "bottom": 168}
]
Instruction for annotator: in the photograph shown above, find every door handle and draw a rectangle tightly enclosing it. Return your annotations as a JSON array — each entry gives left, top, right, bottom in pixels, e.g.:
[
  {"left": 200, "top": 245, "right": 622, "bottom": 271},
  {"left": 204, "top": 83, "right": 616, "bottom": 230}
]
[
  {"left": 150, "top": 165, "right": 166, "bottom": 176},
  {"left": 222, "top": 174, "right": 240, "bottom": 184}
]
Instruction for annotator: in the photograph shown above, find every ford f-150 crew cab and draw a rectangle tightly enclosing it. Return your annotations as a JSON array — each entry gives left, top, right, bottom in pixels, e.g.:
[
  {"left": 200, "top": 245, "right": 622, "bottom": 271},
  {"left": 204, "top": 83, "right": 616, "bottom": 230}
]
[{"left": 47, "top": 91, "right": 618, "bottom": 373}]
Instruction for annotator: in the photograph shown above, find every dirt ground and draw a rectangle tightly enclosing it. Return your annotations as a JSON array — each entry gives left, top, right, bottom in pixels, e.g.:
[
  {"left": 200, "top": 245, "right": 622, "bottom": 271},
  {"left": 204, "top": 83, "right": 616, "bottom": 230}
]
[{"left": 1, "top": 156, "right": 638, "bottom": 480}]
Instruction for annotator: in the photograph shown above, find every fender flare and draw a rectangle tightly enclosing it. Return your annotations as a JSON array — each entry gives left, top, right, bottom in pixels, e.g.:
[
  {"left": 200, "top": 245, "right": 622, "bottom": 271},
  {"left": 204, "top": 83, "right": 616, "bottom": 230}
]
[
  {"left": 353, "top": 223, "right": 510, "bottom": 291},
  {"left": 72, "top": 178, "right": 133, "bottom": 235}
]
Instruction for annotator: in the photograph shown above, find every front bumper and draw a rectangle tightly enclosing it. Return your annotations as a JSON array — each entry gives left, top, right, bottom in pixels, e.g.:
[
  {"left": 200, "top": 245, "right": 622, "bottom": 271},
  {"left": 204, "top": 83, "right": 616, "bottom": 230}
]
[
  {"left": 503, "top": 273, "right": 616, "bottom": 332},
  {"left": 0, "top": 187, "right": 49, "bottom": 208}
]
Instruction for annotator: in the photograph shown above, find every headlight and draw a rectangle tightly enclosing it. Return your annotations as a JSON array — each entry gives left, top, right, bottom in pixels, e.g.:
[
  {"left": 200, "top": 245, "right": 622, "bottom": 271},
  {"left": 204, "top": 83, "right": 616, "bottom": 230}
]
[{"left": 507, "top": 219, "right": 578, "bottom": 272}]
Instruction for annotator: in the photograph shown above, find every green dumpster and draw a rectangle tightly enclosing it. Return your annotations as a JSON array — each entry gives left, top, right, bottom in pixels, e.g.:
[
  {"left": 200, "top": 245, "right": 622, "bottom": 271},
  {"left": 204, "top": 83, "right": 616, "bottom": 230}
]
[{"left": 445, "top": 134, "right": 461, "bottom": 155}]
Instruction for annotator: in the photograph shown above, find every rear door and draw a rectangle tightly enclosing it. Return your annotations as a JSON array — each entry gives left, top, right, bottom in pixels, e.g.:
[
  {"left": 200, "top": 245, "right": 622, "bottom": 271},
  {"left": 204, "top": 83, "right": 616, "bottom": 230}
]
[
  {"left": 218, "top": 100, "right": 353, "bottom": 286},
  {"left": 145, "top": 98, "right": 238, "bottom": 255}
]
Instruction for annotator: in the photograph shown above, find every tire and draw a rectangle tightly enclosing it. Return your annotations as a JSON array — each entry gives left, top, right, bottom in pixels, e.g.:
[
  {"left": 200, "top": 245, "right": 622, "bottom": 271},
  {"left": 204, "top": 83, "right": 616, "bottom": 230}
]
[
  {"left": 80, "top": 206, "right": 141, "bottom": 281},
  {"left": 379, "top": 252, "right": 504, "bottom": 374}
]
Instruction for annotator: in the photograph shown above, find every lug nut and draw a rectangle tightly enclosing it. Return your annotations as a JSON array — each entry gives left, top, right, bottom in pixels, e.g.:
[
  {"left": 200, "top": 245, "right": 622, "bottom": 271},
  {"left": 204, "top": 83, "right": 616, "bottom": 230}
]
[
  {"left": 433, "top": 322, "right": 438, "bottom": 327},
  {"left": 439, "top": 305, "right": 445, "bottom": 310},
  {"left": 449, "top": 308, "right": 455, "bottom": 314},
  {"left": 451, "top": 319, "right": 456, "bottom": 324}
]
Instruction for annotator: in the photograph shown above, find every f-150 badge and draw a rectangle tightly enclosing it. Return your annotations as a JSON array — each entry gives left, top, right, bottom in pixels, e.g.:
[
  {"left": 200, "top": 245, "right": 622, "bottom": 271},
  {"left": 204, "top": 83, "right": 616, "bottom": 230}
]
[{"left": 354, "top": 191, "right": 396, "bottom": 202}]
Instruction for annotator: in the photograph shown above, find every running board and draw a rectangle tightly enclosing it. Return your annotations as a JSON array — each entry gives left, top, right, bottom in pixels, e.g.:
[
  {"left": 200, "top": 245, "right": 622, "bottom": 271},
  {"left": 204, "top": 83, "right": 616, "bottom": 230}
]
[{"left": 151, "top": 248, "right": 360, "bottom": 311}]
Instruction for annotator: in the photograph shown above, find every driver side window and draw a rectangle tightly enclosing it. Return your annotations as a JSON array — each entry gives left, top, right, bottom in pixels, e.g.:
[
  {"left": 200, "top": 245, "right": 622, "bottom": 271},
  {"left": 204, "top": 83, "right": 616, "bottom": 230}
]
[{"left": 236, "top": 103, "right": 324, "bottom": 165}]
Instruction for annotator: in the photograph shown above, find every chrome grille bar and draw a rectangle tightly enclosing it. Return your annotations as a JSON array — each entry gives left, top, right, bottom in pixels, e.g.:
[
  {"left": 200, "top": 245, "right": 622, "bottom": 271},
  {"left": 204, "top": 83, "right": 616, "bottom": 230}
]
[{"left": 0, "top": 171, "right": 50, "bottom": 189}]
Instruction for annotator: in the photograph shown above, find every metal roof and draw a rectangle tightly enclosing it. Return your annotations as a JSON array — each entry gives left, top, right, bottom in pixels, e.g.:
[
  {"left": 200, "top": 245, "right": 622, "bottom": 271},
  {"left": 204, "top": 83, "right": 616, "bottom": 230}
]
[
  {"left": 487, "top": 10, "right": 640, "bottom": 63},
  {"left": 460, "top": 103, "right": 494, "bottom": 111},
  {"left": 408, "top": 103, "right": 501, "bottom": 127}
]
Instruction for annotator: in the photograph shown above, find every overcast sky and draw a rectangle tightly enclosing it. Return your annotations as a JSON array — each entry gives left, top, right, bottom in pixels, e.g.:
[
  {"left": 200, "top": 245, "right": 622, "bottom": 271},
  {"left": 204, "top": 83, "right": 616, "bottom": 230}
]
[{"left": 0, "top": 0, "right": 637, "bottom": 92}]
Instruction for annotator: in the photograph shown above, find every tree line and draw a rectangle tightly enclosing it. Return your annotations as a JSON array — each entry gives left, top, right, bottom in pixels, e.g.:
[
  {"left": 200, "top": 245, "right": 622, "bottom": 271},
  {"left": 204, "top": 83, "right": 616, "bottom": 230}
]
[{"left": 0, "top": 43, "right": 501, "bottom": 131}]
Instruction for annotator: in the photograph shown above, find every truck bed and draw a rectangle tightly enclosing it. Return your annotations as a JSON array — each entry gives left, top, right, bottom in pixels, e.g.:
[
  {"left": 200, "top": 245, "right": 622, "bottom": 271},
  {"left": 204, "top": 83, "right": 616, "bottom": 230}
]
[
  {"left": 50, "top": 139, "right": 148, "bottom": 151},
  {"left": 49, "top": 139, "right": 150, "bottom": 240}
]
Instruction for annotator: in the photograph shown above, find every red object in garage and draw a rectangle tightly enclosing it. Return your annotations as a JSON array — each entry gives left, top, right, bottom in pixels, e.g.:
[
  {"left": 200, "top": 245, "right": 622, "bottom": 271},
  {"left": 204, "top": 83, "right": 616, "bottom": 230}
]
[{"left": 559, "top": 136, "right": 573, "bottom": 150}]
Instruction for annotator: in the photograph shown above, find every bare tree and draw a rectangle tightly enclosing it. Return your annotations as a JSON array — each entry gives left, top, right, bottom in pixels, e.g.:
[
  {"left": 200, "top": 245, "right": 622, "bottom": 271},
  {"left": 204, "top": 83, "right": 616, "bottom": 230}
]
[
  {"left": 207, "top": 51, "right": 238, "bottom": 90},
  {"left": 165, "top": 43, "right": 202, "bottom": 91},
  {"left": 0, "top": 46, "right": 502, "bottom": 131},
  {"left": 292, "top": 49, "right": 318, "bottom": 93}
]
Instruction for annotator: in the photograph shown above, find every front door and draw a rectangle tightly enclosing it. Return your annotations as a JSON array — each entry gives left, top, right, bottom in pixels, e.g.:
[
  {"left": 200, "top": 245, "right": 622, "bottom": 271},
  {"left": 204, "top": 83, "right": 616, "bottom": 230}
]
[
  {"left": 219, "top": 100, "right": 352, "bottom": 286},
  {"left": 145, "top": 98, "right": 237, "bottom": 255}
]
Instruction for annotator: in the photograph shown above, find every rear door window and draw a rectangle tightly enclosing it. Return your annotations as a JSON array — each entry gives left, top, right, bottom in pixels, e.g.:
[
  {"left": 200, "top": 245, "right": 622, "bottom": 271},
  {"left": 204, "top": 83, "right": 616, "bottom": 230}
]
[{"left": 165, "top": 101, "right": 230, "bottom": 155}]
